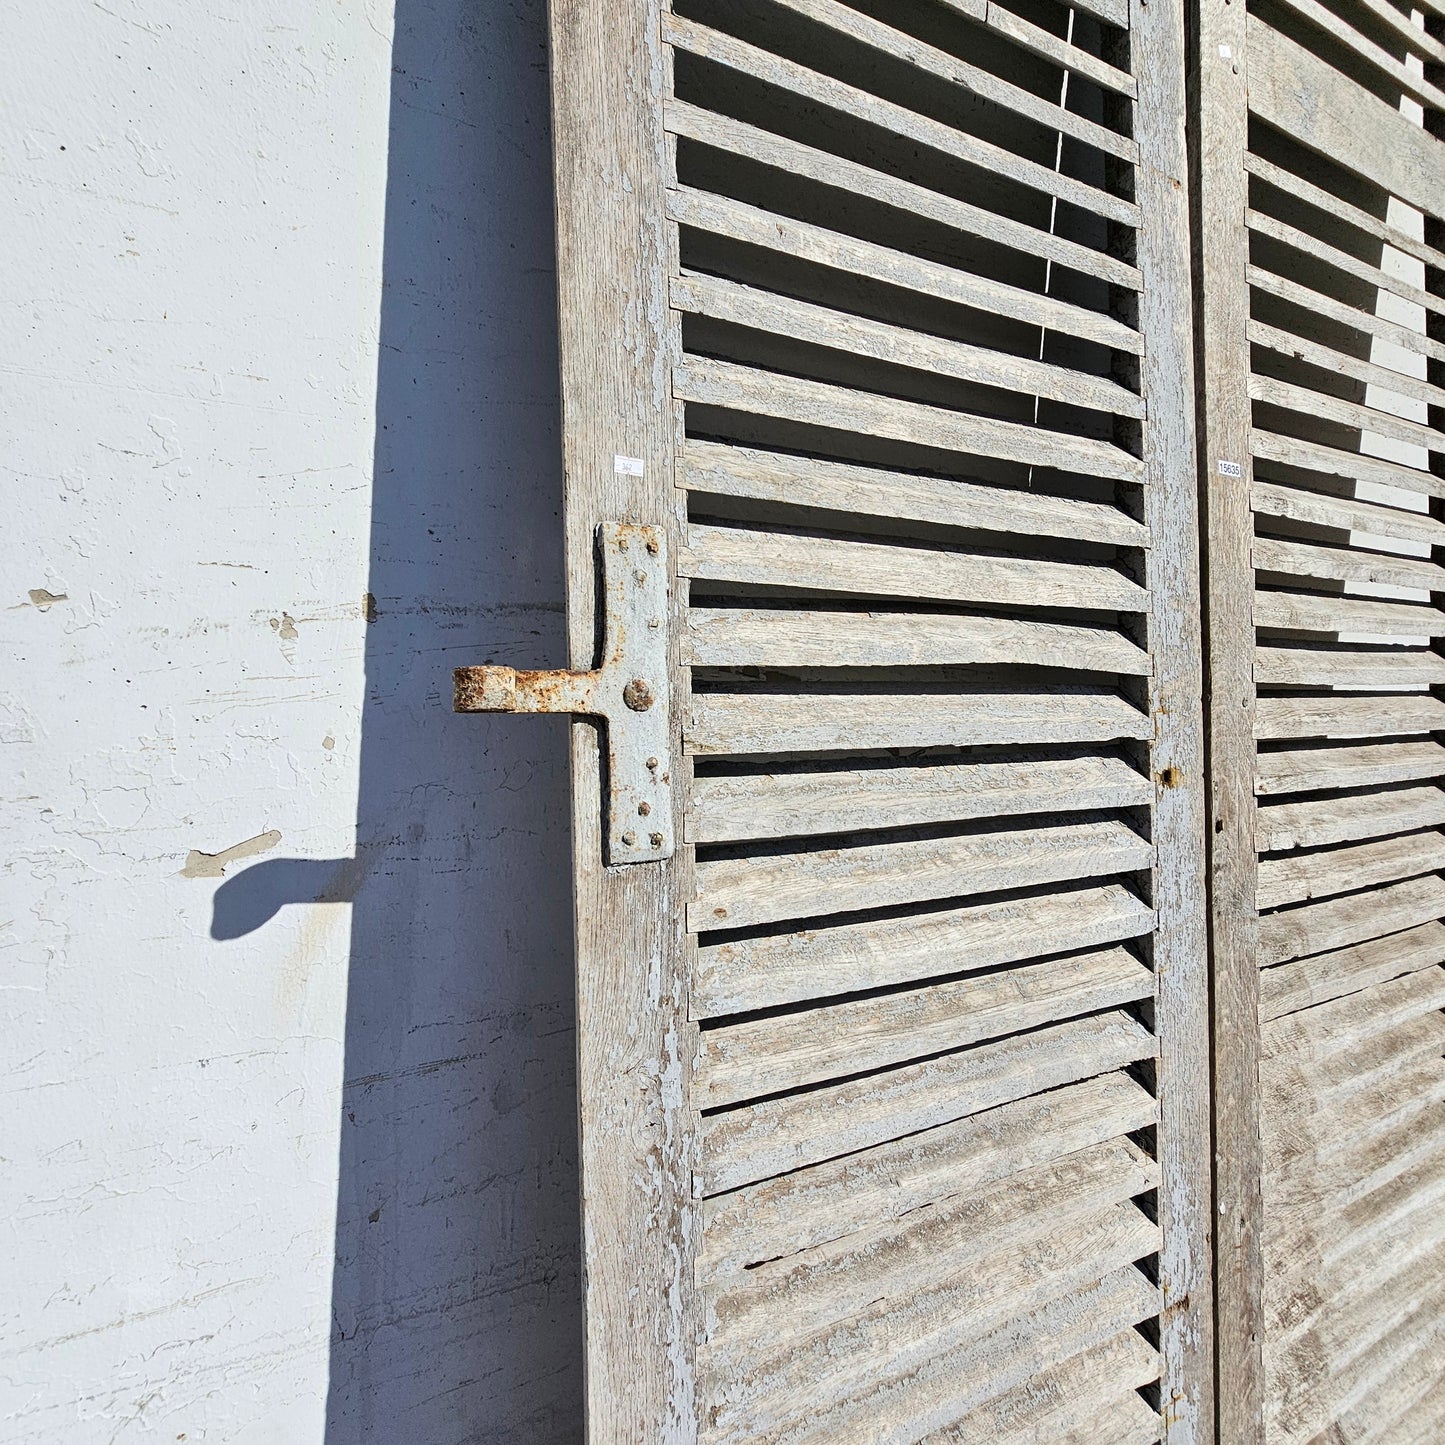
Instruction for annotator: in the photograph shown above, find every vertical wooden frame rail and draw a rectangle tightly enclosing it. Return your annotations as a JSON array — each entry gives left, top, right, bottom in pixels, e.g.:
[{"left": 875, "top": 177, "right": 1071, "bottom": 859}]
[
  {"left": 550, "top": 2, "right": 698, "bottom": 1436},
  {"left": 1135, "top": 0, "right": 1216, "bottom": 1433},
  {"left": 1191, "top": 0, "right": 1267, "bottom": 1438},
  {"left": 544, "top": 0, "right": 1214, "bottom": 1437},
  {"left": 1194, "top": 0, "right": 1445, "bottom": 1435}
]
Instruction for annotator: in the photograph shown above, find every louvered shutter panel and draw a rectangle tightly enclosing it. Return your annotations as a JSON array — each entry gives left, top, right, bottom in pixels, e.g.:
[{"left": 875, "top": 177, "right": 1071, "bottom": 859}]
[
  {"left": 1196, "top": 0, "right": 1445, "bottom": 1437},
  {"left": 531, "top": 0, "right": 1211, "bottom": 1437}
]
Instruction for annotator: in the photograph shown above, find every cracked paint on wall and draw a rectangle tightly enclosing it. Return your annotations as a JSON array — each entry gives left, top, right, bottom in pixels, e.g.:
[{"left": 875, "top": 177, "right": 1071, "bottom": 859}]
[{"left": 1, "top": 1, "right": 578, "bottom": 1440}]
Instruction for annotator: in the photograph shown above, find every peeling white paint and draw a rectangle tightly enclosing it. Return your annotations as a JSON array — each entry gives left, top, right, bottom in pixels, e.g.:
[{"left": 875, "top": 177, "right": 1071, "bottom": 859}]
[{"left": 2, "top": 1, "right": 578, "bottom": 1440}]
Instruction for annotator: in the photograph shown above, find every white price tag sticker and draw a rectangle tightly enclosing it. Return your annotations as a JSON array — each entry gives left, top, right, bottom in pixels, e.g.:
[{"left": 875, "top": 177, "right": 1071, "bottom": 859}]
[{"left": 1217, "top": 459, "right": 1243, "bottom": 479}]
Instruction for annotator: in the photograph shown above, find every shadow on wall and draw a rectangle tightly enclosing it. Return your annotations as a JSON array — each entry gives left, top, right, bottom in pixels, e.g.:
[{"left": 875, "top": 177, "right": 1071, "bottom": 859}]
[{"left": 211, "top": 1, "right": 583, "bottom": 1439}]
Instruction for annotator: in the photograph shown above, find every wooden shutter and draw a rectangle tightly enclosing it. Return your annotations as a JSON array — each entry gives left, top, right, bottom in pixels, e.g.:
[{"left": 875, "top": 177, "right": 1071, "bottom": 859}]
[
  {"left": 471, "top": 0, "right": 1211, "bottom": 1437},
  {"left": 1196, "top": 0, "right": 1445, "bottom": 1437}
]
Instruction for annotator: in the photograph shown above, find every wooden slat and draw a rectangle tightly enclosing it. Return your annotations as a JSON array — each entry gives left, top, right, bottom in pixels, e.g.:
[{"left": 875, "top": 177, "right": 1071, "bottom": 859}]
[
  {"left": 1257, "top": 830, "right": 1445, "bottom": 910},
  {"left": 668, "top": 188, "right": 1143, "bottom": 354},
  {"left": 1249, "top": 319, "right": 1445, "bottom": 417},
  {"left": 1254, "top": 693, "right": 1445, "bottom": 741},
  {"left": 700, "top": 1044, "right": 1155, "bottom": 1277},
  {"left": 682, "top": 525, "right": 1146, "bottom": 612},
  {"left": 1251, "top": 479, "right": 1445, "bottom": 549},
  {"left": 1261, "top": 967, "right": 1445, "bottom": 1066},
  {"left": 692, "top": 818, "right": 1151, "bottom": 933},
  {"left": 688, "top": 608, "right": 1150, "bottom": 674},
  {"left": 1248, "top": 265, "right": 1445, "bottom": 369},
  {"left": 1252, "top": 428, "right": 1445, "bottom": 503},
  {"left": 689, "top": 754, "right": 1150, "bottom": 845},
  {"left": 770, "top": 1270, "right": 1158, "bottom": 1445},
  {"left": 680, "top": 439, "right": 1147, "bottom": 546},
  {"left": 1248, "top": 208, "right": 1445, "bottom": 324},
  {"left": 1248, "top": 373, "right": 1445, "bottom": 460},
  {"left": 703, "top": 1139, "right": 1156, "bottom": 1358},
  {"left": 671, "top": 273, "right": 1145, "bottom": 419},
  {"left": 687, "top": 689, "right": 1152, "bottom": 756},
  {"left": 1257, "top": 785, "right": 1445, "bottom": 853},
  {"left": 1258, "top": 921, "right": 1445, "bottom": 1021},
  {"left": 1244, "top": 154, "right": 1445, "bottom": 282},
  {"left": 948, "top": 1329, "right": 1163, "bottom": 1444},
  {"left": 694, "top": 946, "right": 1152, "bottom": 1107},
  {"left": 701, "top": 1197, "right": 1160, "bottom": 1434},
  {"left": 674, "top": 357, "right": 1147, "bottom": 482},
  {"left": 1349, "top": 0, "right": 1445, "bottom": 65},
  {"left": 1256, "top": 741, "right": 1445, "bottom": 795},
  {"left": 1253, "top": 589, "right": 1443, "bottom": 638},
  {"left": 694, "top": 878, "right": 1153, "bottom": 1015},
  {"left": 1246, "top": 17, "right": 1445, "bottom": 218},
  {"left": 1253, "top": 0, "right": 1445, "bottom": 112},
  {"left": 664, "top": 101, "right": 1138, "bottom": 288},
  {"left": 1258, "top": 874, "right": 1445, "bottom": 966},
  {"left": 662, "top": 12, "right": 1138, "bottom": 223},
  {"left": 756, "top": 0, "right": 1137, "bottom": 162},
  {"left": 1252, "top": 535, "right": 1445, "bottom": 593},
  {"left": 1253, "top": 642, "right": 1445, "bottom": 688},
  {"left": 937, "top": 0, "right": 1138, "bottom": 97},
  {"left": 699, "top": 1056, "right": 1156, "bottom": 1197}
]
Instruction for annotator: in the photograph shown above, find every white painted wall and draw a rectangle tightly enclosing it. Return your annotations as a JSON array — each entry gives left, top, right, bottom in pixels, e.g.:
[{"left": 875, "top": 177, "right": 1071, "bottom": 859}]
[{"left": 1, "top": 2, "right": 580, "bottom": 1440}]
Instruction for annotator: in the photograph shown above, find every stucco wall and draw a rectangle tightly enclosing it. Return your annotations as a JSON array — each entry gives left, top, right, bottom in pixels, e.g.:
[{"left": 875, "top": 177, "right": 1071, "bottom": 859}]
[{"left": 1, "top": 1, "right": 581, "bottom": 1439}]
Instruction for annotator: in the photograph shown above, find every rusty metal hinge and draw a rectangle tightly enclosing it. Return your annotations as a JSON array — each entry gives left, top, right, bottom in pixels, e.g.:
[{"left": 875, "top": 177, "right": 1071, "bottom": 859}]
[{"left": 453, "top": 522, "right": 673, "bottom": 864}]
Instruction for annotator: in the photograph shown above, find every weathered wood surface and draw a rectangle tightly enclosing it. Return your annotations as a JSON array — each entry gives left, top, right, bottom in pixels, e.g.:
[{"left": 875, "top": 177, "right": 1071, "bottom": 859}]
[
  {"left": 673, "top": 358, "right": 1147, "bottom": 480},
  {"left": 690, "top": 755, "right": 1150, "bottom": 845},
  {"left": 1256, "top": 784, "right": 1445, "bottom": 852},
  {"left": 1255, "top": 693, "right": 1445, "bottom": 740},
  {"left": 666, "top": 192, "right": 1143, "bottom": 352},
  {"left": 679, "top": 440, "right": 1147, "bottom": 546},
  {"left": 1258, "top": 921, "right": 1445, "bottom": 1021},
  {"left": 694, "top": 880, "right": 1154, "bottom": 1016},
  {"left": 687, "top": 690, "right": 1152, "bottom": 756},
  {"left": 699, "top": 1061, "right": 1157, "bottom": 1198},
  {"left": 692, "top": 818, "right": 1151, "bottom": 932},
  {"left": 663, "top": 102, "right": 1138, "bottom": 284},
  {"left": 695, "top": 947, "right": 1152, "bottom": 1107},
  {"left": 671, "top": 273, "right": 1147, "bottom": 419},
  {"left": 688, "top": 608, "right": 1150, "bottom": 674},
  {"left": 682, "top": 525, "right": 1145, "bottom": 612},
  {"left": 549, "top": 0, "right": 696, "bottom": 1437},
  {"left": 1194, "top": 0, "right": 1264, "bottom": 1427}
]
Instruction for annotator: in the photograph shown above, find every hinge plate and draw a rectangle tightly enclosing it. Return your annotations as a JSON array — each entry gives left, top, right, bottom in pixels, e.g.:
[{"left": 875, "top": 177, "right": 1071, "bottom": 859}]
[{"left": 454, "top": 522, "right": 673, "bottom": 864}]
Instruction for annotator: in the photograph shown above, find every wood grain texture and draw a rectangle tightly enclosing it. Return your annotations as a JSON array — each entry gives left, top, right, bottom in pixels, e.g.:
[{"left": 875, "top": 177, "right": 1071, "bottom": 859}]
[
  {"left": 680, "top": 440, "right": 1147, "bottom": 545},
  {"left": 1192, "top": 0, "right": 1264, "bottom": 1427},
  {"left": 549, "top": 2, "right": 695, "bottom": 1436},
  {"left": 689, "top": 754, "right": 1151, "bottom": 845},
  {"left": 694, "top": 879, "right": 1154, "bottom": 1016},
  {"left": 1137, "top": 0, "right": 1216, "bottom": 1430}
]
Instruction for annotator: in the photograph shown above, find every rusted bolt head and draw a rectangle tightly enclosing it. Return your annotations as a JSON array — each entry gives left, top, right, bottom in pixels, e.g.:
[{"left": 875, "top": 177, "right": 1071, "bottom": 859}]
[
  {"left": 645, "top": 537, "right": 660, "bottom": 555},
  {"left": 621, "top": 831, "right": 636, "bottom": 846},
  {"left": 649, "top": 832, "right": 664, "bottom": 848},
  {"left": 638, "top": 801, "right": 651, "bottom": 817},
  {"left": 623, "top": 677, "right": 654, "bottom": 712},
  {"left": 646, "top": 756, "right": 659, "bottom": 770}
]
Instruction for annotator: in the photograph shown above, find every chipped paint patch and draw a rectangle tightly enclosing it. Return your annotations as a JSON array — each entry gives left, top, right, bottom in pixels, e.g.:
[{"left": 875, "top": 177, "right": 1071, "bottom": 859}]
[{"left": 180, "top": 829, "right": 282, "bottom": 879}]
